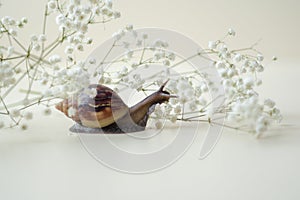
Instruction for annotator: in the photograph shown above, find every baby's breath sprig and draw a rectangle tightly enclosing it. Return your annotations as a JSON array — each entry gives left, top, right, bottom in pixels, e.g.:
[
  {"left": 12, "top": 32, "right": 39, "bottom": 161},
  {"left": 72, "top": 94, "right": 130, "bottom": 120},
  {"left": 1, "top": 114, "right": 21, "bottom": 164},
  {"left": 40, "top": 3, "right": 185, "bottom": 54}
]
[
  {"left": 0, "top": 0, "right": 281, "bottom": 138},
  {"left": 92, "top": 27, "right": 281, "bottom": 137},
  {"left": 0, "top": 0, "right": 120, "bottom": 129}
]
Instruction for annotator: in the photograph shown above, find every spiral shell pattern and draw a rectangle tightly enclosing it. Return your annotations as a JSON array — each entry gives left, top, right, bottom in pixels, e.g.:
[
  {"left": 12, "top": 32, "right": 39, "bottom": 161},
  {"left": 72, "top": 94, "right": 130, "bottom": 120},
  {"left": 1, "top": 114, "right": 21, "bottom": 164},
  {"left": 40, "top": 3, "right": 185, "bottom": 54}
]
[{"left": 55, "top": 84, "right": 128, "bottom": 128}]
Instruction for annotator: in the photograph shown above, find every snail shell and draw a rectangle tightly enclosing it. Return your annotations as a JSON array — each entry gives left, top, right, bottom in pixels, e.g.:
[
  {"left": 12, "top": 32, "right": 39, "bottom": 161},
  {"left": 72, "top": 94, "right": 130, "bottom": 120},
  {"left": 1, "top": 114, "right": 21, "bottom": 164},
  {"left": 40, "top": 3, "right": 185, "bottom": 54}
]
[{"left": 56, "top": 81, "right": 173, "bottom": 133}]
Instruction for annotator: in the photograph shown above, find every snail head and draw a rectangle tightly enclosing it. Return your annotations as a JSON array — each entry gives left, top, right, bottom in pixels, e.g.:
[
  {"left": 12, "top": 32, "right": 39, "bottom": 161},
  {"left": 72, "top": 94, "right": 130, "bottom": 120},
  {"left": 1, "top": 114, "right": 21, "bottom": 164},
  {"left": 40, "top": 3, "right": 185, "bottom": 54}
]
[{"left": 155, "top": 80, "right": 177, "bottom": 104}]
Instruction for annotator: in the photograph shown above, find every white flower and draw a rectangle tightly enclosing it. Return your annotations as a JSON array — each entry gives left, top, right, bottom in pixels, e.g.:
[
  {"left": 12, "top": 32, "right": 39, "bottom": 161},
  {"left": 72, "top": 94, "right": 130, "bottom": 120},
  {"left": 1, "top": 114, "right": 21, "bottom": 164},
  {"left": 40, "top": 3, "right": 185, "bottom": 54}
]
[
  {"left": 86, "top": 37, "right": 93, "bottom": 44},
  {"left": 227, "top": 68, "right": 235, "bottom": 78},
  {"left": 11, "top": 109, "right": 20, "bottom": 118},
  {"left": 169, "top": 98, "right": 178, "bottom": 105},
  {"left": 264, "top": 98, "right": 275, "bottom": 108},
  {"left": 21, "top": 17, "right": 28, "bottom": 24},
  {"left": 32, "top": 43, "right": 41, "bottom": 51},
  {"left": 168, "top": 115, "right": 176, "bottom": 123},
  {"left": 8, "top": 28, "right": 17, "bottom": 36},
  {"left": 228, "top": 28, "right": 236, "bottom": 36},
  {"left": 125, "top": 24, "right": 133, "bottom": 31},
  {"left": 30, "top": 34, "right": 38, "bottom": 42},
  {"left": 272, "top": 56, "right": 278, "bottom": 61},
  {"left": 7, "top": 46, "right": 14, "bottom": 57},
  {"left": 243, "top": 77, "right": 254, "bottom": 89},
  {"left": 200, "top": 84, "right": 208, "bottom": 93},
  {"left": 24, "top": 112, "right": 33, "bottom": 120},
  {"left": 257, "top": 54, "right": 264, "bottom": 61},
  {"left": 163, "top": 59, "right": 170, "bottom": 66},
  {"left": 256, "top": 116, "right": 269, "bottom": 132},
  {"left": 208, "top": 41, "right": 217, "bottom": 49},
  {"left": 155, "top": 120, "right": 163, "bottom": 129},
  {"left": 184, "top": 88, "right": 194, "bottom": 97},
  {"left": 233, "top": 54, "right": 242, "bottom": 63},
  {"left": 76, "top": 44, "right": 84, "bottom": 51},
  {"left": 55, "top": 14, "right": 65, "bottom": 25},
  {"left": 167, "top": 52, "right": 175, "bottom": 61},
  {"left": 105, "top": 0, "right": 113, "bottom": 8},
  {"left": 48, "top": 55, "right": 62, "bottom": 64},
  {"left": 47, "top": 1, "right": 57, "bottom": 10},
  {"left": 189, "top": 101, "right": 197, "bottom": 111},
  {"left": 216, "top": 61, "right": 226, "bottom": 69},
  {"left": 154, "top": 104, "right": 163, "bottom": 117},
  {"left": 256, "top": 79, "right": 262, "bottom": 86},
  {"left": 113, "top": 11, "right": 121, "bottom": 19},
  {"left": 174, "top": 105, "right": 181, "bottom": 114},
  {"left": 177, "top": 79, "right": 189, "bottom": 91},
  {"left": 22, "top": 98, "right": 30, "bottom": 106},
  {"left": 199, "top": 96, "right": 207, "bottom": 106},
  {"left": 38, "top": 34, "right": 47, "bottom": 42},
  {"left": 20, "top": 124, "right": 28, "bottom": 130},
  {"left": 88, "top": 58, "right": 96, "bottom": 65},
  {"left": 65, "top": 46, "right": 74, "bottom": 54},
  {"left": 256, "top": 65, "right": 264, "bottom": 72}
]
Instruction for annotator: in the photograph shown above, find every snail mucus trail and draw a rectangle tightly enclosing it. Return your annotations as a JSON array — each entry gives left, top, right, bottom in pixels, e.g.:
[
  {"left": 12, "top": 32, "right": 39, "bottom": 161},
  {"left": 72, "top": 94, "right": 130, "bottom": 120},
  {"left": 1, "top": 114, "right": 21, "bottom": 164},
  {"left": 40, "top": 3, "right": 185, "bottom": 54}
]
[{"left": 55, "top": 81, "right": 176, "bottom": 133}]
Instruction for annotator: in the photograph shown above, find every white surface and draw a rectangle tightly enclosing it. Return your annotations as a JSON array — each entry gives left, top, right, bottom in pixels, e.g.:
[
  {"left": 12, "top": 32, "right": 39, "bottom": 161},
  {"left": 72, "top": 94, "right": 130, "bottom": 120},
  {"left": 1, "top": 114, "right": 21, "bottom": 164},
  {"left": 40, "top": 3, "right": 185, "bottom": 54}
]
[
  {"left": 1, "top": 0, "right": 300, "bottom": 199},
  {"left": 0, "top": 61, "right": 300, "bottom": 199},
  {"left": 0, "top": 113, "right": 300, "bottom": 200}
]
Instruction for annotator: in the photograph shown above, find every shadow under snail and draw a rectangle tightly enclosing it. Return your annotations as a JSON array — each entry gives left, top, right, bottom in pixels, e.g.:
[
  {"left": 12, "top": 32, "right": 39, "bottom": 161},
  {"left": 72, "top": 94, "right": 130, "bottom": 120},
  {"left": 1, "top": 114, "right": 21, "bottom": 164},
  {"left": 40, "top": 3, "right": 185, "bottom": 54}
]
[{"left": 55, "top": 81, "right": 176, "bottom": 133}]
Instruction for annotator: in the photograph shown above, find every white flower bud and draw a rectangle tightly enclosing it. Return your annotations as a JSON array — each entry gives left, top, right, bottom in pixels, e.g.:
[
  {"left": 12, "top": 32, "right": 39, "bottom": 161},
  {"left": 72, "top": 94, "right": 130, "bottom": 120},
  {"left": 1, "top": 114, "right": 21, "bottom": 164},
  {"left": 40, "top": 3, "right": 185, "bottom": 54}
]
[
  {"left": 8, "top": 28, "right": 17, "bottom": 36},
  {"left": 256, "top": 79, "right": 262, "bottom": 86},
  {"left": 86, "top": 37, "right": 93, "bottom": 44},
  {"left": 243, "top": 77, "right": 254, "bottom": 89},
  {"left": 22, "top": 98, "right": 30, "bottom": 106},
  {"left": 21, "top": 17, "right": 28, "bottom": 24},
  {"left": 170, "top": 116, "right": 177, "bottom": 123},
  {"left": 89, "top": 58, "right": 96, "bottom": 65},
  {"left": 48, "top": 55, "right": 62, "bottom": 64},
  {"left": 7, "top": 46, "right": 14, "bottom": 57},
  {"left": 228, "top": 28, "right": 236, "bottom": 36},
  {"left": 32, "top": 43, "right": 41, "bottom": 51},
  {"left": 47, "top": 1, "right": 57, "bottom": 10},
  {"left": 11, "top": 109, "right": 20, "bottom": 118},
  {"left": 208, "top": 41, "right": 217, "bottom": 49},
  {"left": 30, "top": 34, "right": 38, "bottom": 42},
  {"left": 113, "top": 11, "right": 121, "bottom": 19},
  {"left": 38, "top": 34, "right": 47, "bottom": 42},
  {"left": 233, "top": 54, "right": 242, "bottom": 63},
  {"left": 272, "top": 56, "right": 278, "bottom": 61},
  {"left": 21, "top": 124, "right": 28, "bottom": 130},
  {"left": 264, "top": 98, "right": 275, "bottom": 108},
  {"left": 163, "top": 59, "right": 170, "bottom": 66},
  {"left": 174, "top": 105, "right": 181, "bottom": 114},
  {"left": 257, "top": 54, "right": 264, "bottom": 61},
  {"left": 56, "top": 14, "right": 65, "bottom": 25},
  {"left": 65, "top": 46, "right": 74, "bottom": 54},
  {"left": 155, "top": 120, "right": 163, "bottom": 129},
  {"left": 216, "top": 61, "right": 225, "bottom": 69},
  {"left": 125, "top": 24, "right": 133, "bottom": 31}
]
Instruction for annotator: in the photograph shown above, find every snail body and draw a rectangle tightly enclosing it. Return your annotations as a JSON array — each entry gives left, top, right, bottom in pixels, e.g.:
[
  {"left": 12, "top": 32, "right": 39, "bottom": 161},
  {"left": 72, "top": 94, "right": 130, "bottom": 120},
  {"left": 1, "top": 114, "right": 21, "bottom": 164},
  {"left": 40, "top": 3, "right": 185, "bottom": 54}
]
[{"left": 55, "top": 81, "right": 173, "bottom": 133}]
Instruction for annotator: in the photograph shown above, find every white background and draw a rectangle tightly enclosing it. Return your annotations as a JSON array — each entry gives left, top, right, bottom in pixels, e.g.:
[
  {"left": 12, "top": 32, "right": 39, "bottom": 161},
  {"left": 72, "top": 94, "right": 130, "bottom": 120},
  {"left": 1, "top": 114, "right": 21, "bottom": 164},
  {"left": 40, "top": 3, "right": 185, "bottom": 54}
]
[{"left": 0, "top": 0, "right": 300, "bottom": 199}]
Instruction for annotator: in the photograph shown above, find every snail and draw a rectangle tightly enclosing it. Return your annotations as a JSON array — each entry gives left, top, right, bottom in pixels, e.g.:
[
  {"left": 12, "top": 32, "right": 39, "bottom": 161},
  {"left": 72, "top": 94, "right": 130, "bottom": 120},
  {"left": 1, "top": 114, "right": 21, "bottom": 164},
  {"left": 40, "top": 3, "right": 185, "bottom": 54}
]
[{"left": 55, "top": 80, "right": 175, "bottom": 133}]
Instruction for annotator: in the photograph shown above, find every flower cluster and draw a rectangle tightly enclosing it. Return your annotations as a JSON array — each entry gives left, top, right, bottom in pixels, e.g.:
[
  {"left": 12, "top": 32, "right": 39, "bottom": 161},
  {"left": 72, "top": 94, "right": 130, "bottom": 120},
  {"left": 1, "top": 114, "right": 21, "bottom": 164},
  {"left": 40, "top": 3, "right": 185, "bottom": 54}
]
[
  {"left": 0, "top": 0, "right": 281, "bottom": 137},
  {"left": 64, "top": 25, "right": 281, "bottom": 137},
  {"left": 0, "top": 0, "right": 119, "bottom": 129},
  {"left": 204, "top": 29, "right": 282, "bottom": 136}
]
